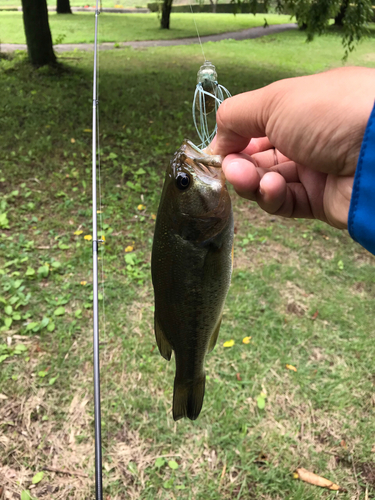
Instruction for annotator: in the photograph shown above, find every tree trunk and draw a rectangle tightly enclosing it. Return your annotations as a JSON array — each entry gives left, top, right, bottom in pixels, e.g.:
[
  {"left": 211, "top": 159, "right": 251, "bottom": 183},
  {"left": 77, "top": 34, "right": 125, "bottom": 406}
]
[
  {"left": 161, "top": 0, "right": 173, "bottom": 29},
  {"left": 21, "top": 0, "right": 56, "bottom": 66},
  {"left": 57, "top": 0, "right": 72, "bottom": 14},
  {"left": 209, "top": 0, "right": 217, "bottom": 13},
  {"left": 334, "top": 0, "right": 349, "bottom": 26}
]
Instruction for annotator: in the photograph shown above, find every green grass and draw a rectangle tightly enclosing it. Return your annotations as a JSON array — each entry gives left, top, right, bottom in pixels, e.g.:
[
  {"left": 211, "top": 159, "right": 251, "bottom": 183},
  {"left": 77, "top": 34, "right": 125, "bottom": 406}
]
[
  {"left": 0, "top": 12, "right": 293, "bottom": 44},
  {"left": 1, "top": 0, "right": 149, "bottom": 7},
  {"left": 1, "top": 27, "right": 375, "bottom": 499}
]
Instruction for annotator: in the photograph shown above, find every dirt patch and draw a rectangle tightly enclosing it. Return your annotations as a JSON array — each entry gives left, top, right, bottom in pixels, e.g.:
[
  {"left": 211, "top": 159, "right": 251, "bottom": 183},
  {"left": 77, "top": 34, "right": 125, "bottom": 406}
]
[
  {"left": 361, "top": 462, "right": 375, "bottom": 488},
  {"left": 279, "top": 281, "right": 312, "bottom": 317},
  {"left": 0, "top": 391, "right": 94, "bottom": 500},
  {"left": 361, "top": 53, "right": 375, "bottom": 62}
]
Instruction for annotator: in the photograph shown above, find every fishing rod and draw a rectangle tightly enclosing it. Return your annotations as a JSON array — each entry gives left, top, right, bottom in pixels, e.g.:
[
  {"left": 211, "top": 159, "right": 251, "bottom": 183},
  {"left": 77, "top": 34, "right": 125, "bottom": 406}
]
[{"left": 92, "top": 1, "right": 103, "bottom": 498}]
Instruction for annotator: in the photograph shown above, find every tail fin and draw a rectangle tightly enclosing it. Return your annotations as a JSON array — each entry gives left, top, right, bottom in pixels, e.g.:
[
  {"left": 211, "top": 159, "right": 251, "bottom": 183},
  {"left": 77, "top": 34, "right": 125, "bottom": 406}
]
[{"left": 172, "top": 375, "right": 206, "bottom": 421}]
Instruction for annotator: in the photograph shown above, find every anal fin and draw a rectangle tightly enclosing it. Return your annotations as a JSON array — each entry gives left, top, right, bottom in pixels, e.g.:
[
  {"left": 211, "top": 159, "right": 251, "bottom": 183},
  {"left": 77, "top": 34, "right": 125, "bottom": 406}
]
[{"left": 155, "top": 316, "right": 172, "bottom": 361}]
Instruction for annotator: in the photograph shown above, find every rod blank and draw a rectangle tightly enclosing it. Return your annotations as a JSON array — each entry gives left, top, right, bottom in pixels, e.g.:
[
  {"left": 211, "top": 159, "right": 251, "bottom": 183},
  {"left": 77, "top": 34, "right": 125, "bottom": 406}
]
[{"left": 92, "top": 3, "right": 103, "bottom": 500}]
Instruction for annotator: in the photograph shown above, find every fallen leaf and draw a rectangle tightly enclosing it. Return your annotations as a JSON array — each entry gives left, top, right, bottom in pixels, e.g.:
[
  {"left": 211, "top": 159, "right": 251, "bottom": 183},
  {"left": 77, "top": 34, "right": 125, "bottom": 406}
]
[
  {"left": 151, "top": 213, "right": 156, "bottom": 220},
  {"left": 80, "top": 281, "right": 87, "bottom": 286},
  {"left": 286, "top": 364, "right": 297, "bottom": 372},
  {"left": 256, "top": 395, "right": 266, "bottom": 409},
  {"left": 74, "top": 230, "right": 83, "bottom": 236},
  {"left": 137, "top": 204, "right": 146, "bottom": 211},
  {"left": 236, "top": 373, "right": 241, "bottom": 381},
  {"left": 0, "top": 393, "right": 8, "bottom": 400},
  {"left": 70, "top": 138, "right": 75, "bottom": 144},
  {"left": 125, "top": 245, "right": 133, "bottom": 253},
  {"left": 31, "top": 471, "right": 44, "bottom": 484},
  {"left": 223, "top": 339, "right": 235, "bottom": 348},
  {"left": 311, "top": 310, "right": 319, "bottom": 320},
  {"left": 294, "top": 468, "right": 342, "bottom": 491},
  {"left": 242, "top": 336, "right": 251, "bottom": 344},
  {"left": 84, "top": 235, "right": 92, "bottom": 241}
]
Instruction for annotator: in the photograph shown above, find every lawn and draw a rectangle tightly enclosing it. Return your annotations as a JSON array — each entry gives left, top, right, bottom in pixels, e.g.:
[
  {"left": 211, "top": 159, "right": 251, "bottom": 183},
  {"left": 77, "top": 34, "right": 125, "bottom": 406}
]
[
  {"left": 1, "top": 27, "right": 375, "bottom": 500},
  {"left": 0, "top": 12, "right": 292, "bottom": 44},
  {"left": 1, "top": 0, "right": 147, "bottom": 7}
]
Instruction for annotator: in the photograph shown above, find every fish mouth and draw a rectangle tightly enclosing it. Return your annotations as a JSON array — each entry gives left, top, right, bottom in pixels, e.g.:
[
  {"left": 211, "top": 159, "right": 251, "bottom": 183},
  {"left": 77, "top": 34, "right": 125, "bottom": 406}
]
[{"left": 174, "top": 139, "right": 223, "bottom": 177}]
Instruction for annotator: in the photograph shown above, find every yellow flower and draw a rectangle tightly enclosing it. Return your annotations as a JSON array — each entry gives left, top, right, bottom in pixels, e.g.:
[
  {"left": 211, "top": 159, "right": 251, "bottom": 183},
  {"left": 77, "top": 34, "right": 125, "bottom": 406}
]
[
  {"left": 97, "top": 210, "right": 102, "bottom": 214},
  {"left": 101, "top": 235, "right": 105, "bottom": 241},
  {"left": 242, "top": 336, "right": 251, "bottom": 344},
  {"left": 151, "top": 213, "right": 156, "bottom": 220},
  {"left": 223, "top": 339, "right": 235, "bottom": 348},
  {"left": 84, "top": 235, "right": 92, "bottom": 241},
  {"left": 137, "top": 204, "right": 146, "bottom": 211},
  {"left": 74, "top": 230, "right": 83, "bottom": 236},
  {"left": 125, "top": 245, "right": 133, "bottom": 253},
  {"left": 80, "top": 281, "right": 87, "bottom": 286},
  {"left": 286, "top": 364, "right": 297, "bottom": 372},
  {"left": 71, "top": 138, "right": 76, "bottom": 144}
]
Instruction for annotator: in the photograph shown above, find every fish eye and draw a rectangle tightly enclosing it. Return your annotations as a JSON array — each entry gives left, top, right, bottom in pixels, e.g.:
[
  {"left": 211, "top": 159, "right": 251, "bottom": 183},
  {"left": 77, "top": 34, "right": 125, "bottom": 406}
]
[{"left": 176, "top": 172, "right": 191, "bottom": 191}]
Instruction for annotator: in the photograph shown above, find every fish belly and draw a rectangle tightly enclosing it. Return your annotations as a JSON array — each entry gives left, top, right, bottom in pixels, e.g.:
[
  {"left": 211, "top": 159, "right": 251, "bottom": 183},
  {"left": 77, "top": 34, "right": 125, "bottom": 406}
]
[{"left": 152, "top": 213, "right": 233, "bottom": 420}]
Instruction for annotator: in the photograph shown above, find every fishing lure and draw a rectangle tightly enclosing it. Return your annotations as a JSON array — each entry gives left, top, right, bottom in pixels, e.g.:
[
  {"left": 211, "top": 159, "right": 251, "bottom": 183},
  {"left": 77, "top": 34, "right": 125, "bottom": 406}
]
[{"left": 192, "top": 61, "right": 231, "bottom": 148}]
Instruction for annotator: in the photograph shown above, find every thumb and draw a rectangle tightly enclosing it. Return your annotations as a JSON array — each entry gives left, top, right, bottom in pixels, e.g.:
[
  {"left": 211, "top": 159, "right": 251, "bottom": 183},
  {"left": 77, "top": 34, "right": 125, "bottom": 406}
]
[{"left": 213, "top": 87, "right": 272, "bottom": 156}]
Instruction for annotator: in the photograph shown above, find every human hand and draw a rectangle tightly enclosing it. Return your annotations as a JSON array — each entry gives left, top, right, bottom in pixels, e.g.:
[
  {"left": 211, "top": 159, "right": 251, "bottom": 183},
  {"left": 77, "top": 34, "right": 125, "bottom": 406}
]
[{"left": 213, "top": 67, "right": 375, "bottom": 229}]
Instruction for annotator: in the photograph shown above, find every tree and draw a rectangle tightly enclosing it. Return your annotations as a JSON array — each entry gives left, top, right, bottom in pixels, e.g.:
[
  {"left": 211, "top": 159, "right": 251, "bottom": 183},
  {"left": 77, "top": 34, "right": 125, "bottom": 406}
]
[
  {"left": 209, "top": 0, "right": 218, "bottom": 13},
  {"left": 21, "top": 0, "right": 56, "bottom": 66},
  {"left": 334, "top": 0, "right": 349, "bottom": 26},
  {"left": 249, "top": 0, "right": 373, "bottom": 56},
  {"left": 57, "top": 0, "right": 72, "bottom": 14},
  {"left": 161, "top": 0, "right": 173, "bottom": 29}
]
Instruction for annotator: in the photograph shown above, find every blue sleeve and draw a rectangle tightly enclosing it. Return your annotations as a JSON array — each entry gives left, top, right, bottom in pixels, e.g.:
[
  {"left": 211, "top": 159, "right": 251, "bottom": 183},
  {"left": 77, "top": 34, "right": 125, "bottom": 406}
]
[{"left": 348, "top": 102, "right": 375, "bottom": 255}]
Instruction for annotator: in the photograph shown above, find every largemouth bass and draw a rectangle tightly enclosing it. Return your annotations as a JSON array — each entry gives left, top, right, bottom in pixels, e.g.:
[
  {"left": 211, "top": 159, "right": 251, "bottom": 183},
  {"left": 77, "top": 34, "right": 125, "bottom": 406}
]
[{"left": 151, "top": 140, "right": 234, "bottom": 421}]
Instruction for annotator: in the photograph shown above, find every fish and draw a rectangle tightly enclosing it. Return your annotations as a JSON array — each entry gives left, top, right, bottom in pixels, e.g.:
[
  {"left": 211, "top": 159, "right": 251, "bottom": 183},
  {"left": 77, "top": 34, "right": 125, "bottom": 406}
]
[{"left": 151, "top": 139, "right": 234, "bottom": 421}]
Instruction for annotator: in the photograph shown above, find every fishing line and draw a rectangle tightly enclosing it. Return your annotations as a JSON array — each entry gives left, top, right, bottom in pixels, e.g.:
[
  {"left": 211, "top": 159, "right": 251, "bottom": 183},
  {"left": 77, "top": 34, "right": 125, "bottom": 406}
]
[
  {"left": 189, "top": 2, "right": 206, "bottom": 62},
  {"left": 92, "top": 0, "right": 103, "bottom": 498},
  {"left": 188, "top": 2, "right": 231, "bottom": 148}
]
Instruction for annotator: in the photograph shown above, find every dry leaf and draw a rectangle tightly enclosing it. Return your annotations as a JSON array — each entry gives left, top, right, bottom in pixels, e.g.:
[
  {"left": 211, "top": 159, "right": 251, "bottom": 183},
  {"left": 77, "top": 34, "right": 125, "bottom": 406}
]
[
  {"left": 311, "top": 310, "right": 319, "bottom": 320},
  {"left": 236, "top": 373, "right": 241, "bottom": 381},
  {"left": 286, "top": 364, "right": 297, "bottom": 372},
  {"left": 294, "top": 468, "right": 341, "bottom": 491}
]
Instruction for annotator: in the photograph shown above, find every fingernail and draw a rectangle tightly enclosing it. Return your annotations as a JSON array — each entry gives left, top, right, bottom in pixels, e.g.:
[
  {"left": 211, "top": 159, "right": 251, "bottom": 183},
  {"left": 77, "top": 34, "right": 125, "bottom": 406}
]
[{"left": 210, "top": 135, "right": 217, "bottom": 153}]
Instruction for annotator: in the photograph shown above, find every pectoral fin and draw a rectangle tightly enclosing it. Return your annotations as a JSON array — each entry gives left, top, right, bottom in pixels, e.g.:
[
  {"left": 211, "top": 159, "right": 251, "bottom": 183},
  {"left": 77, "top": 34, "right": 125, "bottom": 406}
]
[
  {"left": 207, "top": 316, "right": 222, "bottom": 354},
  {"left": 154, "top": 316, "right": 172, "bottom": 361}
]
